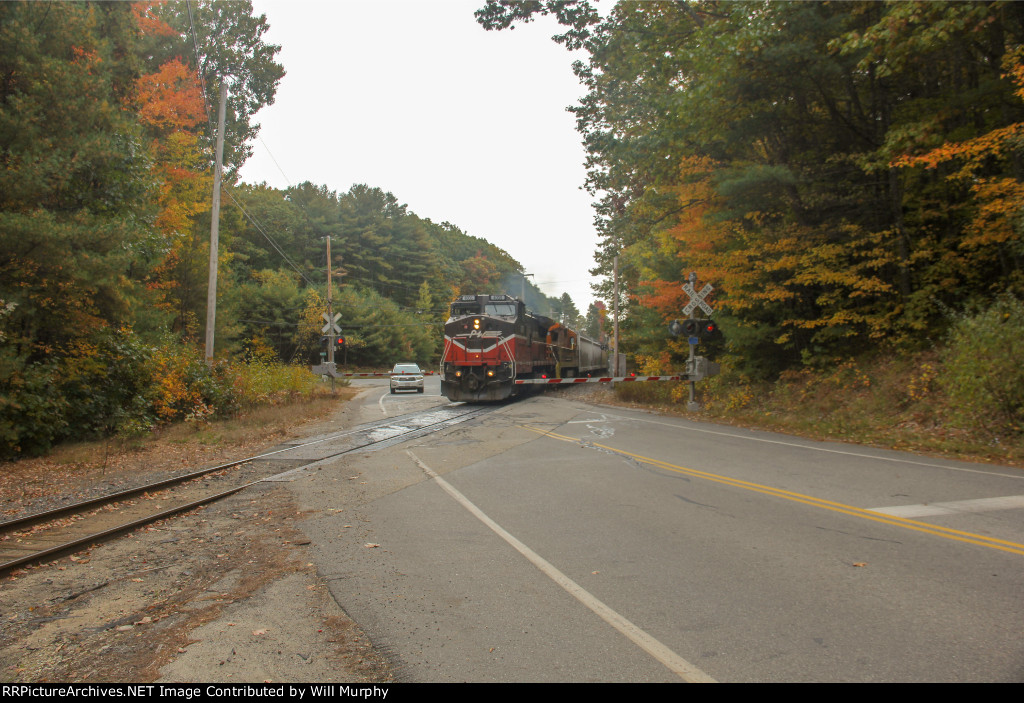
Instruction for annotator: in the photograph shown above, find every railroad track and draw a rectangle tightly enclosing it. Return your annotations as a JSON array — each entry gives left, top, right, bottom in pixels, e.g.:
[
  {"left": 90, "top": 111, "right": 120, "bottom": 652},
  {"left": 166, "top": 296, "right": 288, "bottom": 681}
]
[{"left": 0, "top": 403, "right": 496, "bottom": 574}]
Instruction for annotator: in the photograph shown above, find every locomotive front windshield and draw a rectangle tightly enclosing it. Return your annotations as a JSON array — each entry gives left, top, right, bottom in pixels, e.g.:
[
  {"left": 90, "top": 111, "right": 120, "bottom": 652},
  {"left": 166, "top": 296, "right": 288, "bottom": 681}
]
[
  {"left": 484, "top": 302, "right": 516, "bottom": 317},
  {"left": 449, "top": 301, "right": 518, "bottom": 318},
  {"left": 450, "top": 302, "right": 479, "bottom": 317}
]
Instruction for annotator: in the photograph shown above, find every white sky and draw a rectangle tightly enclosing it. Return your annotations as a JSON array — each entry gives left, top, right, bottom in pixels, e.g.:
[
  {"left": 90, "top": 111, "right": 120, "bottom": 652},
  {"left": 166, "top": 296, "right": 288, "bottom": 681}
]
[{"left": 237, "top": 0, "right": 603, "bottom": 313}]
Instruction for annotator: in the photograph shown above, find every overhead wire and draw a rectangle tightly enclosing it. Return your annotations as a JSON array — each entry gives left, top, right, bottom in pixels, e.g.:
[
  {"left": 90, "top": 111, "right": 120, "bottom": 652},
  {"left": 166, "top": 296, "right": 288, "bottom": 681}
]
[
  {"left": 183, "top": 0, "right": 318, "bottom": 290},
  {"left": 179, "top": 5, "right": 537, "bottom": 328}
]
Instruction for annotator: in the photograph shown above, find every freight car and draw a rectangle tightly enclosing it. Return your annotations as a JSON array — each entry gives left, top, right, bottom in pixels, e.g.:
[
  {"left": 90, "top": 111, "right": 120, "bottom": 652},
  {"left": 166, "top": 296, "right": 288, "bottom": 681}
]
[{"left": 441, "top": 294, "right": 607, "bottom": 402}]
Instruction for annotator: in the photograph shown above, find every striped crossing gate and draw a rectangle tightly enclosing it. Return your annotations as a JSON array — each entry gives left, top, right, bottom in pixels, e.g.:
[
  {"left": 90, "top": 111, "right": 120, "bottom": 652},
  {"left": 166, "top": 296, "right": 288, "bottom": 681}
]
[{"left": 514, "top": 375, "right": 684, "bottom": 385}]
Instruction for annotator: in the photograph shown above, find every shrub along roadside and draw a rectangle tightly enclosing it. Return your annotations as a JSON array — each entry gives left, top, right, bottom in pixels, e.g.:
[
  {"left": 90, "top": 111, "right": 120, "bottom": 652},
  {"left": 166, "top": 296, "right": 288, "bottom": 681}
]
[
  {"left": 939, "top": 295, "right": 1024, "bottom": 439},
  {"left": 0, "top": 327, "right": 330, "bottom": 460}
]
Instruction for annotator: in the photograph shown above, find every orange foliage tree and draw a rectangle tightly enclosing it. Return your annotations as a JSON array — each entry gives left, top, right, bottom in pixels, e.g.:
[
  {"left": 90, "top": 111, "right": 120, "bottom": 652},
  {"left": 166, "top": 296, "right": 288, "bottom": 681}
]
[
  {"left": 132, "top": 3, "right": 214, "bottom": 333},
  {"left": 892, "top": 48, "right": 1024, "bottom": 292}
]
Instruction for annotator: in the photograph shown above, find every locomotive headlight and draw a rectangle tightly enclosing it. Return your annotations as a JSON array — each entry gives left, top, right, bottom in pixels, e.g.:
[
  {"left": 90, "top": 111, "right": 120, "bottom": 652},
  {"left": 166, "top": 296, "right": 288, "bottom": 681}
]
[
  {"left": 487, "top": 369, "right": 495, "bottom": 377},
  {"left": 473, "top": 318, "right": 481, "bottom": 330}
]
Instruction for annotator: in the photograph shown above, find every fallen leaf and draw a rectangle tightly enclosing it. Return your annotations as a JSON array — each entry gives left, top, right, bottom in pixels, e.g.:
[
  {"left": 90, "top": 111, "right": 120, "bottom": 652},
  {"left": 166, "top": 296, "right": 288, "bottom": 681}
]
[
  {"left": 853, "top": 562, "right": 868, "bottom": 567},
  {"left": 252, "top": 629, "right": 267, "bottom": 636},
  {"left": 364, "top": 543, "right": 380, "bottom": 549}
]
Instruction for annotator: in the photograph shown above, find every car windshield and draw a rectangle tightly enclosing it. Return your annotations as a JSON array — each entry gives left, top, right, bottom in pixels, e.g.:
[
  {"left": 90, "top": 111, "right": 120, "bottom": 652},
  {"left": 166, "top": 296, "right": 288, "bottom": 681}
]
[{"left": 392, "top": 364, "right": 421, "bottom": 374}]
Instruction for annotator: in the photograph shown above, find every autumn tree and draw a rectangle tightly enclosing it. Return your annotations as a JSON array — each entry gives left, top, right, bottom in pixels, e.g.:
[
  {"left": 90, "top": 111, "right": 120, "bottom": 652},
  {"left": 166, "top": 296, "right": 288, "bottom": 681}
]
[
  {"left": 479, "top": 1, "right": 1024, "bottom": 377},
  {"left": 0, "top": 2, "right": 151, "bottom": 356},
  {"left": 0, "top": 2, "right": 156, "bottom": 453},
  {"left": 133, "top": 0, "right": 284, "bottom": 340},
  {"left": 151, "top": 0, "right": 285, "bottom": 174}
]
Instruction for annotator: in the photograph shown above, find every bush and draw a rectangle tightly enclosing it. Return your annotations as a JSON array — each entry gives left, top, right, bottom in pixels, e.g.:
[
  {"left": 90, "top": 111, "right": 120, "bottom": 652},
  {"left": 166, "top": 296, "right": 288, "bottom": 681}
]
[
  {"left": 1, "top": 327, "right": 156, "bottom": 457},
  {"left": 0, "top": 357, "right": 69, "bottom": 457},
  {"left": 940, "top": 295, "right": 1024, "bottom": 437},
  {"left": 0, "top": 327, "right": 327, "bottom": 460},
  {"left": 225, "top": 345, "right": 322, "bottom": 410},
  {"left": 60, "top": 327, "right": 157, "bottom": 438},
  {"left": 149, "top": 342, "right": 241, "bottom": 423}
]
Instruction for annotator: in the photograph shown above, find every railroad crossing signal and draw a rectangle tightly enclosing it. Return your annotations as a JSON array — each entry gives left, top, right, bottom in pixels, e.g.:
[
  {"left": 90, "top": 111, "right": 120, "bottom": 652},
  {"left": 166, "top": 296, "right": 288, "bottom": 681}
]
[
  {"left": 682, "top": 281, "right": 714, "bottom": 316},
  {"left": 678, "top": 273, "right": 720, "bottom": 411},
  {"left": 321, "top": 312, "right": 341, "bottom": 335},
  {"left": 670, "top": 318, "right": 719, "bottom": 340}
]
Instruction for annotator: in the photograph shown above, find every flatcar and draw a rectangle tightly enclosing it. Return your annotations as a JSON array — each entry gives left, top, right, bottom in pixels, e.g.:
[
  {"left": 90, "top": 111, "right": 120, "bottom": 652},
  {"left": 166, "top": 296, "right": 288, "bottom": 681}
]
[{"left": 440, "top": 294, "right": 607, "bottom": 402}]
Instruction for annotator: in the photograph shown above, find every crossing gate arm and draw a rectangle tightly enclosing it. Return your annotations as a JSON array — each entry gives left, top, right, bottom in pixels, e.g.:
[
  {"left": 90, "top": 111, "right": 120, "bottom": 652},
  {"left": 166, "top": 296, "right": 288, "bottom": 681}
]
[
  {"left": 333, "top": 371, "right": 437, "bottom": 377},
  {"left": 514, "top": 375, "right": 685, "bottom": 385},
  {"left": 310, "top": 368, "right": 436, "bottom": 378}
]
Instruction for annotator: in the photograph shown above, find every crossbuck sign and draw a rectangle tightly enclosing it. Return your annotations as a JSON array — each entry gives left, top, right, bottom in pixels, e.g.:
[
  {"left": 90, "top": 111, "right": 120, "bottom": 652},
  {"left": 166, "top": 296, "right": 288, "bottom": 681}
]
[
  {"left": 321, "top": 312, "right": 341, "bottom": 335},
  {"left": 682, "top": 281, "right": 714, "bottom": 316}
]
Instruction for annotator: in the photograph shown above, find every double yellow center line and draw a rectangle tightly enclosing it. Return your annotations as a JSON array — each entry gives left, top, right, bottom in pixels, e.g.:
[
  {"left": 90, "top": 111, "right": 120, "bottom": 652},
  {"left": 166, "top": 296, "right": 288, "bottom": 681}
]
[{"left": 523, "top": 425, "right": 1024, "bottom": 557}]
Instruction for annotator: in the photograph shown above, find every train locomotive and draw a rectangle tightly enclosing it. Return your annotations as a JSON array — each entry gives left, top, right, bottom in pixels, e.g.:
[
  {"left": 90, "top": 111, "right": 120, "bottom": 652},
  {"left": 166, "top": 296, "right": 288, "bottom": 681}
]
[{"left": 441, "top": 294, "right": 607, "bottom": 402}]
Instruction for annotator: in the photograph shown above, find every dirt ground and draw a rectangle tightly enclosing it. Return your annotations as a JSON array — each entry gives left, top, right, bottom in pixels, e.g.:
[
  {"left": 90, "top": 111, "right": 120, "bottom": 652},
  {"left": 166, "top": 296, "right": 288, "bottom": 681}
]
[{"left": 0, "top": 390, "right": 395, "bottom": 684}]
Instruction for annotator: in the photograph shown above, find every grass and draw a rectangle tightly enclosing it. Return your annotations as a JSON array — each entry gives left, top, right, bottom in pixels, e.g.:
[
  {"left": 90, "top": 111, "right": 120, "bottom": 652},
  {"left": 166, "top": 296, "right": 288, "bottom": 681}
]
[
  {"left": 162, "top": 385, "right": 354, "bottom": 446},
  {"left": 4, "top": 382, "right": 357, "bottom": 480}
]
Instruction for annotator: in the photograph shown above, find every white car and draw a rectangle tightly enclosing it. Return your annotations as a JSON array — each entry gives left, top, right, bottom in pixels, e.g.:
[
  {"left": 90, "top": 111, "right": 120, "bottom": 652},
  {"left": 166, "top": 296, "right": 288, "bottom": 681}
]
[{"left": 390, "top": 363, "right": 424, "bottom": 393}]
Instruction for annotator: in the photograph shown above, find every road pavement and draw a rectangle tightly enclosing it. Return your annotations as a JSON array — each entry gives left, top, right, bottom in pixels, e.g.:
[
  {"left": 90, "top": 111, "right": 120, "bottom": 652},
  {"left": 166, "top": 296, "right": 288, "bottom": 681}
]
[{"left": 289, "top": 380, "right": 1024, "bottom": 682}]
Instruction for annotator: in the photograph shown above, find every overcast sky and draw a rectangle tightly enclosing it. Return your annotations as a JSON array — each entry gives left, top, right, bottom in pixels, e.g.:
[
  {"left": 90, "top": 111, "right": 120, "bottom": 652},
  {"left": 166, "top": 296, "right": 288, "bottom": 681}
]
[{"left": 237, "top": 0, "right": 603, "bottom": 312}]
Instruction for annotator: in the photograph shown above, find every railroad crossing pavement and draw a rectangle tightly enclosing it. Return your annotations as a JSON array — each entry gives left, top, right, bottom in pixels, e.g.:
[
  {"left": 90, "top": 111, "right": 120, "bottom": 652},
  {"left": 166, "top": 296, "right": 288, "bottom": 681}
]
[{"left": 347, "top": 374, "right": 447, "bottom": 420}]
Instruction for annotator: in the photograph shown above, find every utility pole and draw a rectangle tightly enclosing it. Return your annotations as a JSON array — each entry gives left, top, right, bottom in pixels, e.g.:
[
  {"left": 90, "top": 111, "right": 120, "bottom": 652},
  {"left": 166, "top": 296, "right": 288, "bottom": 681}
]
[
  {"left": 521, "top": 272, "right": 533, "bottom": 302},
  {"left": 326, "top": 236, "right": 336, "bottom": 393},
  {"left": 687, "top": 271, "right": 698, "bottom": 411},
  {"left": 205, "top": 80, "right": 228, "bottom": 365},
  {"left": 326, "top": 236, "right": 335, "bottom": 365},
  {"left": 612, "top": 254, "right": 620, "bottom": 376}
]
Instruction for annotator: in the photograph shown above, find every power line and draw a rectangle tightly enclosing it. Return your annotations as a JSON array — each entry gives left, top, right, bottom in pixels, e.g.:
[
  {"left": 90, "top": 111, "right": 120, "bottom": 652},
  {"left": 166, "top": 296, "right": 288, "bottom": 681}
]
[
  {"left": 180, "top": 3, "right": 320, "bottom": 290},
  {"left": 222, "top": 186, "right": 318, "bottom": 287}
]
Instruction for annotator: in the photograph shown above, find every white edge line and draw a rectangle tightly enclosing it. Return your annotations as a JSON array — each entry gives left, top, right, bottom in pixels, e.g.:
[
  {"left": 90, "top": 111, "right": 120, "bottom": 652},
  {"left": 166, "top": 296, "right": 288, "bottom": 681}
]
[
  {"left": 592, "top": 411, "right": 1023, "bottom": 479},
  {"left": 405, "top": 449, "right": 716, "bottom": 683}
]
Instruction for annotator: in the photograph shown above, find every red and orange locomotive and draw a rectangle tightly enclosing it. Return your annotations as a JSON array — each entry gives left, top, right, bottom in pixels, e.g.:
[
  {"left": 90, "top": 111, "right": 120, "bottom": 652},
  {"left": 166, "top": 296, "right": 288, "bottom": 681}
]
[{"left": 441, "top": 294, "right": 606, "bottom": 402}]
